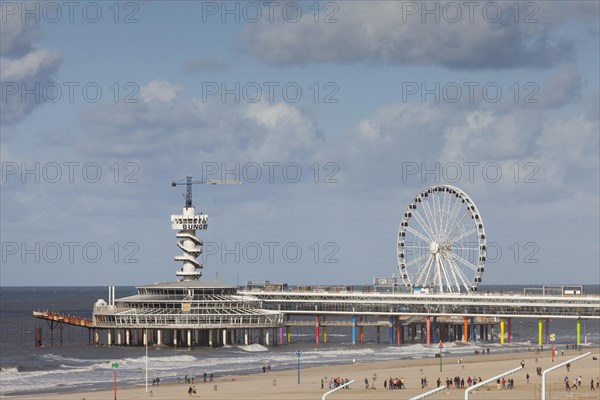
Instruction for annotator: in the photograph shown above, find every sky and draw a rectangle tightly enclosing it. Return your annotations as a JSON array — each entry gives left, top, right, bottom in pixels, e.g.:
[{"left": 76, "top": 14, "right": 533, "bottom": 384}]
[{"left": 1, "top": 1, "right": 599, "bottom": 288}]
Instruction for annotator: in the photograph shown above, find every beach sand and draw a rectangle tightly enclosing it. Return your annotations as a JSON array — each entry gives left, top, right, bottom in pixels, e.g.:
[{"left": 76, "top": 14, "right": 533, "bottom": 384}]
[{"left": 7, "top": 347, "right": 600, "bottom": 399}]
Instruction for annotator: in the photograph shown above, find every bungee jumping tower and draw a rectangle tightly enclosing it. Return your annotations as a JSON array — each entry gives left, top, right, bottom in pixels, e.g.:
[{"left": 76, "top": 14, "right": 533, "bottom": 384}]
[{"left": 90, "top": 177, "right": 283, "bottom": 348}]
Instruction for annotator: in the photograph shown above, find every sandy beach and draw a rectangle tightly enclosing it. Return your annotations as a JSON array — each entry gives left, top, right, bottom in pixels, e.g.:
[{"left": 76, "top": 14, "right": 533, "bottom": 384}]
[{"left": 5, "top": 347, "right": 599, "bottom": 400}]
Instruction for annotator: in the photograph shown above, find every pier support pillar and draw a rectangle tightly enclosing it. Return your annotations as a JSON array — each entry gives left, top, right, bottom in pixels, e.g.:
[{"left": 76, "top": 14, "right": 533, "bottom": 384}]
[
  {"left": 143, "top": 330, "right": 148, "bottom": 346},
  {"left": 117, "top": 330, "right": 122, "bottom": 346},
  {"left": 396, "top": 318, "right": 402, "bottom": 345},
  {"left": 208, "top": 330, "right": 213, "bottom": 348},
  {"left": 286, "top": 327, "right": 291, "bottom": 344},
  {"left": 315, "top": 316, "right": 320, "bottom": 345},
  {"left": 576, "top": 319, "right": 581, "bottom": 347},
  {"left": 426, "top": 318, "right": 431, "bottom": 345},
  {"left": 187, "top": 330, "right": 192, "bottom": 347},
  {"left": 107, "top": 330, "right": 112, "bottom": 347},
  {"left": 125, "top": 329, "right": 130, "bottom": 346},
  {"left": 279, "top": 327, "right": 283, "bottom": 345},
  {"left": 538, "top": 319, "right": 543, "bottom": 346},
  {"left": 388, "top": 317, "right": 394, "bottom": 345},
  {"left": 500, "top": 319, "right": 505, "bottom": 344},
  {"left": 359, "top": 317, "right": 364, "bottom": 344},
  {"left": 157, "top": 329, "right": 162, "bottom": 346},
  {"left": 470, "top": 317, "right": 476, "bottom": 342},
  {"left": 222, "top": 329, "right": 227, "bottom": 346},
  {"left": 432, "top": 317, "right": 438, "bottom": 343},
  {"left": 463, "top": 318, "right": 468, "bottom": 342},
  {"left": 323, "top": 326, "right": 327, "bottom": 344},
  {"left": 507, "top": 318, "right": 511, "bottom": 343},
  {"left": 265, "top": 330, "right": 270, "bottom": 346},
  {"left": 94, "top": 329, "right": 99, "bottom": 346},
  {"left": 244, "top": 330, "right": 249, "bottom": 346},
  {"left": 376, "top": 326, "right": 380, "bottom": 344},
  {"left": 351, "top": 316, "right": 357, "bottom": 345},
  {"left": 545, "top": 319, "right": 550, "bottom": 345}
]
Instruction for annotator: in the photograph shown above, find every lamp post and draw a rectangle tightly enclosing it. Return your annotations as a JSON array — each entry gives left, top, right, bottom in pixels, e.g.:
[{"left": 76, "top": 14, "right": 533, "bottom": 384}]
[
  {"left": 550, "top": 333, "right": 556, "bottom": 362},
  {"left": 439, "top": 341, "right": 443, "bottom": 372},
  {"left": 296, "top": 350, "right": 302, "bottom": 384},
  {"left": 111, "top": 362, "right": 119, "bottom": 400}
]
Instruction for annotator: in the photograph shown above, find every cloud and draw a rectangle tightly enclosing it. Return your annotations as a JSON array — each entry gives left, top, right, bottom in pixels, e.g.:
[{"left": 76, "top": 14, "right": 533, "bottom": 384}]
[
  {"left": 139, "top": 80, "right": 184, "bottom": 103},
  {"left": 537, "top": 65, "right": 582, "bottom": 109},
  {"left": 0, "top": 11, "right": 62, "bottom": 126},
  {"left": 241, "top": 2, "right": 576, "bottom": 70}
]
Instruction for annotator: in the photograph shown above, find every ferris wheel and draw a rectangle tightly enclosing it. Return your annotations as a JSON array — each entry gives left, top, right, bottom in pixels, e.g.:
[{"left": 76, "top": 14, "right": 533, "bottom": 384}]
[{"left": 397, "top": 185, "right": 486, "bottom": 293}]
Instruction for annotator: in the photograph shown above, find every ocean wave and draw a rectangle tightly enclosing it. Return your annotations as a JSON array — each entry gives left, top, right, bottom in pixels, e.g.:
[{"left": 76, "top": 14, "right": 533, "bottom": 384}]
[
  {"left": 236, "top": 344, "right": 268, "bottom": 352},
  {"left": 0, "top": 366, "right": 23, "bottom": 373}
]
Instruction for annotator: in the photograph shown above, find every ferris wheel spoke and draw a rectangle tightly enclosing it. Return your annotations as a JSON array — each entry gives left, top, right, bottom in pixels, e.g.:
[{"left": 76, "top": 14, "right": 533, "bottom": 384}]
[
  {"left": 440, "top": 191, "right": 454, "bottom": 238},
  {"left": 448, "top": 251, "right": 479, "bottom": 271},
  {"left": 447, "top": 257, "right": 472, "bottom": 291},
  {"left": 442, "top": 194, "right": 463, "bottom": 240},
  {"left": 422, "top": 197, "right": 439, "bottom": 240},
  {"left": 415, "top": 254, "right": 435, "bottom": 286},
  {"left": 412, "top": 210, "right": 435, "bottom": 241},
  {"left": 445, "top": 209, "right": 471, "bottom": 240},
  {"left": 405, "top": 251, "right": 429, "bottom": 268},
  {"left": 448, "top": 227, "right": 477, "bottom": 245},
  {"left": 405, "top": 225, "right": 433, "bottom": 245},
  {"left": 437, "top": 256, "right": 450, "bottom": 293}
]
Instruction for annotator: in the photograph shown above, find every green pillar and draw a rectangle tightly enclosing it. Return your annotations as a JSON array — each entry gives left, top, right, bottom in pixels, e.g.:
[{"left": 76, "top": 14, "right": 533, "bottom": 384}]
[{"left": 576, "top": 319, "right": 581, "bottom": 347}]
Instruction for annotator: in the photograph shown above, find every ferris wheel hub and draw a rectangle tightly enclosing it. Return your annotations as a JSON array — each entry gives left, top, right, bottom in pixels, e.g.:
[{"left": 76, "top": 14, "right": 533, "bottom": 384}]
[{"left": 429, "top": 242, "right": 440, "bottom": 254}]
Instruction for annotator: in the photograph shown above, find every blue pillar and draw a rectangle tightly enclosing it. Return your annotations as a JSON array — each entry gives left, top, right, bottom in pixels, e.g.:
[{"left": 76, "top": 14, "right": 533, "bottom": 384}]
[
  {"left": 388, "top": 316, "right": 394, "bottom": 345},
  {"left": 432, "top": 317, "right": 438, "bottom": 343},
  {"left": 470, "top": 317, "right": 475, "bottom": 342},
  {"left": 351, "top": 316, "right": 357, "bottom": 345}
]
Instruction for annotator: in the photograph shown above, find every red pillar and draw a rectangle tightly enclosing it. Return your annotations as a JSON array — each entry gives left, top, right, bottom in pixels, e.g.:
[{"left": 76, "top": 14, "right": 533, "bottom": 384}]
[
  {"left": 315, "top": 316, "right": 320, "bottom": 345},
  {"left": 359, "top": 316, "right": 364, "bottom": 344},
  {"left": 426, "top": 318, "right": 431, "bottom": 345},
  {"left": 396, "top": 317, "right": 401, "bottom": 345},
  {"left": 507, "top": 318, "right": 512, "bottom": 344},
  {"left": 463, "top": 317, "right": 468, "bottom": 342}
]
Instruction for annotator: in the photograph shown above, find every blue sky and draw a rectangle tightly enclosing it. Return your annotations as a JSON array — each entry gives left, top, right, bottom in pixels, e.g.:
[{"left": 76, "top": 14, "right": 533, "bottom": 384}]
[{"left": 1, "top": 1, "right": 599, "bottom": 287}]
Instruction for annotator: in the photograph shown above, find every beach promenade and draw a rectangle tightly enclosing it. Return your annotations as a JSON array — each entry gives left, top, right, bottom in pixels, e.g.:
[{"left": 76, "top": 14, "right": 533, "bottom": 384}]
[{"left": 9, "top": 347, "right": 599, "bottom": 400}]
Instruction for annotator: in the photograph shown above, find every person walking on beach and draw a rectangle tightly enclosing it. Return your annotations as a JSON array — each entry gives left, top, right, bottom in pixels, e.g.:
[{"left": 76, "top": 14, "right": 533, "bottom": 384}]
[
  {"left": 526, "top": 373, "right": 530, "bottom": 384},
  {"left": 592, "top": 379, "right": 596, "bottom": 391}
]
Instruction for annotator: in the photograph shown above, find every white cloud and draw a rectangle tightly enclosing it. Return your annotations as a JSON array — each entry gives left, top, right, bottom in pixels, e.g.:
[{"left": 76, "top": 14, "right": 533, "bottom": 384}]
[
  {"left": 139, "top": 80, "right": 183, "bottom": 103},
  {"left": 241, "top": 2, "right": 577, "bottom": 70}
]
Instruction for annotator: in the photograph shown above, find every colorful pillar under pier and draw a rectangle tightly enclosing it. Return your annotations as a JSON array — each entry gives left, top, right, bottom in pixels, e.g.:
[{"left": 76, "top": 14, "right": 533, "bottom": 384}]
[
  {"left": 315, "top": 316, "right": 320, "bottom": 345},
  {"left": 470, "top": 317, "right": 475, "bottom": 342},
  {"left": 351, "top": 316, "right": 357, "bottom": 345},
  {"left": 279, "top": 327, "right": 283, "bottom": 345},
  {"left": 463, "top": 317, "right": 468, "bottom": 342},
  {"left": 286, "top": 326, "right": 291, "bottom": 344},
  {"left": 395, "top": 317, "right": 401, "bottom": 345},
  {"left": 500, "top": 319, "right": 505, "bottom": 344},
  {"left": 323, "top": 326, "right": 327, "bottom": 344},
  {"left": 576, "top": 319, "right": 581, "bottom": 347},
  {"left": 538, "top": 319, "right": 543, "bottom": 346},
  {"left": 426, "top": 318, "right": 431, "bottom": 345},
  {"left": 545, "top": 319, "right": 550, "bottom": 345},
  {"left": 432, "top": 317, "right": 438, "bottom": 343},
  {"left": 359, "top": 316, "right": 364, "bottom": 344},
  {"left": 388, "top": 316, "right": 394, "bottom": 345},
  {"left": 507, "top": 318, "right": 511, "bottom": 343}
]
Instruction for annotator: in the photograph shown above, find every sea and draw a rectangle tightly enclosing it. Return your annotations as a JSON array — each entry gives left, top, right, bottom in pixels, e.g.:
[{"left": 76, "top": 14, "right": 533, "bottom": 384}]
[{"left": 1, "top": 285, "right": 598, "bottom": 397}]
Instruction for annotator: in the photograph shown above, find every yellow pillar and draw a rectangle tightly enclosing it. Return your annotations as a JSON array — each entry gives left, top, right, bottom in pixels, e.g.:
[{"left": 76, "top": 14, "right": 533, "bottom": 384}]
[
  {"left": 323, "top": 326, "right": 327, "bottom": 343},
  {"left": 538, "top": 319, "right": 543, "bottom": 346},
  {"left": 500, "top": 319, "right": 505, "bottom": 344}
]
